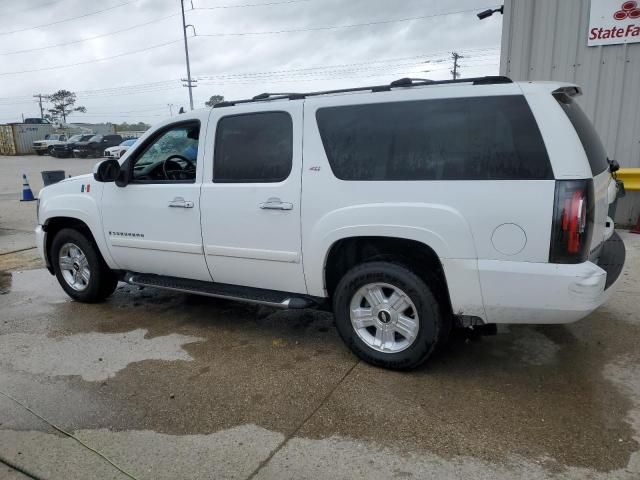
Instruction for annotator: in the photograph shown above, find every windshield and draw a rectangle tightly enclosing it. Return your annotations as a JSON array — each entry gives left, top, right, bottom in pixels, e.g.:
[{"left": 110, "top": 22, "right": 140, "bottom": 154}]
[
  {"left": 68, "top": 135, "right": 82, "bottom": 142},
  {"left": 89, "top": 135, "right": 102, "bottom": 142},
  {"left": 81, "top": 135, "right": 93, "bottom": 141},
  {"left": 121, "top": 139, "right": 136, "bottom": 146}
]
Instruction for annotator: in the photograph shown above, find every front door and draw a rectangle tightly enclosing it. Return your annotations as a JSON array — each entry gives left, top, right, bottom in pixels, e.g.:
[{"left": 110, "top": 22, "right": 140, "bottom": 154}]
[
  {"left": 101, "top": 119, "right": 211, "bottom": 281},
  {"left": 200, "top": 103, "right": 306, "bottom": 293}
]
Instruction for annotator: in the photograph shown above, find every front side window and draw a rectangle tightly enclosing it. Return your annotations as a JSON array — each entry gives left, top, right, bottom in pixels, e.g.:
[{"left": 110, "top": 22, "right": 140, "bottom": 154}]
[
  {"left": 213, "top": 112, "right": 292, "bottom": 183},
  {"left": 131, "top": 122, "right": 200, "bottom": 182},
  {"left": 316, "top": 96, "right": 553, "bottom": 181}
]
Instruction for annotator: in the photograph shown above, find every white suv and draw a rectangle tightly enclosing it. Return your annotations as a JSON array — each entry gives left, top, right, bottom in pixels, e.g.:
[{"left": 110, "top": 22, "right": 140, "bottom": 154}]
[{"left": 35, "top": 76, "right": 626, "bottom": 370}]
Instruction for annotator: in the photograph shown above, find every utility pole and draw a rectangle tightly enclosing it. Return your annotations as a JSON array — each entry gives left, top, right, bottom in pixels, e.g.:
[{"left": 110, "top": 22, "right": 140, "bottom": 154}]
[
  {"left": 451, "top": 52, "right": 464, "bottom": 80},
  {"left": 180, "top": 0, "right": 195, "bottom": 110},
  {"left": 33, "top": 93, "right": 47, "bottom": 118},
  {"left": 168, "top": 103, "right": 174, "bottom": 116}
]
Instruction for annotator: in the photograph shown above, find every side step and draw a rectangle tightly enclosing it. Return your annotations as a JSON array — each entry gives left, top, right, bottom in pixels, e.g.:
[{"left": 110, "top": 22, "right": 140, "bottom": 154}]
[{"left": 123, "top": 272, "right": 318, "bottom": 309}]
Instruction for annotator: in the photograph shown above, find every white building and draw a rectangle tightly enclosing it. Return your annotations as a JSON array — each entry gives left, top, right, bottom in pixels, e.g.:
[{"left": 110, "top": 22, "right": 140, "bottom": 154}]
[{"left": 500, "top": 0, "right": 640, "bottom": 225}]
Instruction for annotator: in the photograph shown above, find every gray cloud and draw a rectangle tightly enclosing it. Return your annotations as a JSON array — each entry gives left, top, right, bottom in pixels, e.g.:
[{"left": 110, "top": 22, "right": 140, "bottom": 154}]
[{"left": 0, "top": 0, "right": 502, "bottom": 123}]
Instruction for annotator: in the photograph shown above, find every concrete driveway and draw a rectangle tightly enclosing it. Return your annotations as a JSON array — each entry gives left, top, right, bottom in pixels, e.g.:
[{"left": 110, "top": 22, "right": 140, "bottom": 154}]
[{"left": 1, "top": 155, "right": 640, "bottom": 479}]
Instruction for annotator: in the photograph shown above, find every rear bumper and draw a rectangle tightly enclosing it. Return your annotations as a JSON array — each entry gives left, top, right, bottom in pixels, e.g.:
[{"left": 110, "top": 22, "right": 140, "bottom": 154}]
[{"left": 478, "top": 232, "right": 625, "bottom": 324}]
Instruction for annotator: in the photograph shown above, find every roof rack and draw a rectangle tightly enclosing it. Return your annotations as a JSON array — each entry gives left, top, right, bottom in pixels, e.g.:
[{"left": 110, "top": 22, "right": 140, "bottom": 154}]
[{"left": 213, "top": 75, "right": 513, "bottom": 108}]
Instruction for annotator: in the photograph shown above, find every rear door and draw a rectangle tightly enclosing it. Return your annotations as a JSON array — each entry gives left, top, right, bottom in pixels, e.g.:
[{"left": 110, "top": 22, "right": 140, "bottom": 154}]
[{"left": 200, "top": 102, "right": 306, "bottom": 294}]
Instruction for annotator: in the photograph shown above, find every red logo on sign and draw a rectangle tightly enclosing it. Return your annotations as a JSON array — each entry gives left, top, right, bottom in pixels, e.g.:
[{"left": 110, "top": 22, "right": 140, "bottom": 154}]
[{"left": 614, "top": 1, "right": 640, "bottom": 20}]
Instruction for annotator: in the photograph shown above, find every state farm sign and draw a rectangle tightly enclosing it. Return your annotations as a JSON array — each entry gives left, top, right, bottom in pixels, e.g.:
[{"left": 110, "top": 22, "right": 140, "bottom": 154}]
[{"left": 589, "top": 0, "right": 640, "bottom": 46}]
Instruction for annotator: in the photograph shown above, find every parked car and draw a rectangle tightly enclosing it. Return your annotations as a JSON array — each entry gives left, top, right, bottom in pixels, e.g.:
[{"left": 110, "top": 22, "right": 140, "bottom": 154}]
[
  {"left": 50, "top": 134, "right": 94, "bottom": 158},
  {"left": 73, "top": 134, "right": 123, "bottom": 158},
  {"left": 24, "top": 118, "right": 51, "bottom": 124},
  {"left": 32, "top": 133, "right": 67, "bottom": 155},
  {"left": 104, "top": 138, "right": 137, "bottom": 159},
  {"left": 35, "top": 76, "right": 626, "bottom": 370}
]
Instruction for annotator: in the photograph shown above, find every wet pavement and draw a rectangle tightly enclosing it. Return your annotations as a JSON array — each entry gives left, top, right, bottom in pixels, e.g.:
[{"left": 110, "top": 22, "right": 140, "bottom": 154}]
[
  {"left": 0, "top": 232, "right": 639, "bottom": 479},
  {"left": 1, "top": 156, "right": 640, "bottom": 479}
]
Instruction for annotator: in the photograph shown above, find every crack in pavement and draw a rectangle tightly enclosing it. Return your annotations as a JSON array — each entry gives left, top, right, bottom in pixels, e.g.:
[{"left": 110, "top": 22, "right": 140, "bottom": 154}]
[
  {"left": 245, "top": 359, "right": 361, "bottom": 480},
  {"left": 0, "top": 247, "right": 37, "bottom": 257}
]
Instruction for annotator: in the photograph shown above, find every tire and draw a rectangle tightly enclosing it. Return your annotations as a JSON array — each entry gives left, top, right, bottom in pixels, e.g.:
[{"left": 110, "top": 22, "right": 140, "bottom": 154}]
[
  {"left": 36, "top": 150, "right": 44, "bottom": 156},
  {"left": 332, "top": 261, "right": 444, "bottom": 370},
  {"left": 51, "top": 228, "right": 118, "bottom": 303},
  {"left": 47, "top": 146, "right": 54, "bottom": 155}
]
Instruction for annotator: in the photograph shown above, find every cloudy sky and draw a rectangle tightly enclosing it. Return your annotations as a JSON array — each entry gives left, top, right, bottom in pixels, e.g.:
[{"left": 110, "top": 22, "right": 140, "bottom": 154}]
[{"left": 0, "top": 0, "right": 503, "bottom": 125}]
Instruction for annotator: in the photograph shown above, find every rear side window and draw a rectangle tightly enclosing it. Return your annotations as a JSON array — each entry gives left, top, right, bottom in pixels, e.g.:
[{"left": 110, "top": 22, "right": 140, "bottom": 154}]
[
  {"left": 315, "top": 96, "right": 552, "bottom": 181},
  {"left": 554, "top": 94, "right": 608, "bottom": 175},
  {"left": 214, "top": 112, "right": 293, "bottom": 183}
]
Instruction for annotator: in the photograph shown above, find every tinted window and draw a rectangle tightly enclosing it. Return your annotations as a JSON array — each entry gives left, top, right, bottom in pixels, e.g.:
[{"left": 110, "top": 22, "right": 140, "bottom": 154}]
[
  {"left": 214, "top": 112, "right": 292, "bottom": 183},
  {"left": 89, "top": 135, "right": 102, "bottom": 142},
  {"left": 315, "top": 96, "right": 552, "bottom": 181},
  {"left": 555, "top": 94, "right": 608, "bottom": 175}
]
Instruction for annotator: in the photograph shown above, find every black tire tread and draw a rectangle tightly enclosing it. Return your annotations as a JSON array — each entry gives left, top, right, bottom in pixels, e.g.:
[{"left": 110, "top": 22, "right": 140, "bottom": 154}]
[
  {"left": 51, "top": 228, "right": 118, "bottom": 303},
  {"left": 332, "top": 261, "right": 443, "bottom": 370}
]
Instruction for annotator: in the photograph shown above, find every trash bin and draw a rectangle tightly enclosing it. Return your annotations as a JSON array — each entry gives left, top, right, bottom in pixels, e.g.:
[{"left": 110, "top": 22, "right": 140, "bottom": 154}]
[{"left": 41, "top": 170, "right": 66, "bottom": 186}]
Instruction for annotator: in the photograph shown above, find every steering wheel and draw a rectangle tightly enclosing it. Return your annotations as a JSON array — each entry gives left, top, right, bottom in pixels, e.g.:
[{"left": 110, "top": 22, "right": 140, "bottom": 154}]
[{"left": 162, "top": 154, "right": 196, "bottom": 181}]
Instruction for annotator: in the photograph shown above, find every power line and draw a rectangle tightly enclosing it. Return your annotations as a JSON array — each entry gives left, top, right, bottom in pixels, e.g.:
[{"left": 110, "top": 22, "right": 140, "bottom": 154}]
[
  {"left": 193, "top": 0, "right": 312, "bottom": 9},
  {"left": 195, "top": 8, "right": 493, "bottom": 37},
  {"left": 0, "top": 13, "right": 180, "bottom": 55},
  {"left": 0, "top": 39, "right": 183, "bottom": 76},
  {"left": 0, "top": 49, "right": 499, "bottom": 100},
  {"left": 0, "top": 6, "right": 494, "bottom": 74},
  {"left": 0, "top": 0, "right": 317, "bottom": 54},
  {"left": 0, "top": 0, "right": 138, "bottom": 36}
]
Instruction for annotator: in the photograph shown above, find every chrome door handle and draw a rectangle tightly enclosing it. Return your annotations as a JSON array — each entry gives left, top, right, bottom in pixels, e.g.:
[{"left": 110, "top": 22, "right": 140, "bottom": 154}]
[
  {"left": 259, "top": 197, "right": 293, "bottom": 210},
  {"left": 169, "top": 197, "right": 194, "bottom": 208}
]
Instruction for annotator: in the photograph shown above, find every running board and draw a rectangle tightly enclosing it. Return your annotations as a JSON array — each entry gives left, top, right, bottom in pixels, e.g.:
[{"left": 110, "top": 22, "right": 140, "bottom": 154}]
[{"left": 123, "top": 272, "right": 317, "bottom": 309}]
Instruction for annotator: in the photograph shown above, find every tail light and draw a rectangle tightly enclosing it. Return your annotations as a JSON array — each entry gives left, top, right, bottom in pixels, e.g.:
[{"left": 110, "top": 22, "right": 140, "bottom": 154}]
[{"left": 549, "top": 179, "right": 594, "bottom": 263}]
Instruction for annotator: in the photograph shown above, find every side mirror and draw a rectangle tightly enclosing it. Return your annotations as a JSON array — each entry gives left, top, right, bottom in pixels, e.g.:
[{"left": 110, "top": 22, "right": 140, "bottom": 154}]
[
  {"left": 115, "top": 157, "right": 132, "bottom": 187},
  {"left": 93, "top": 159, "right": 120, "bottom": 183}
]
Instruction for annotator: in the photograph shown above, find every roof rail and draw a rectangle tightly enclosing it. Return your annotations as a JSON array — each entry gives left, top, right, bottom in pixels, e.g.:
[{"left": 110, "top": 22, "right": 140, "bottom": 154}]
[{"left": 212, "top": 75, "right": 513, "bottom": 108}]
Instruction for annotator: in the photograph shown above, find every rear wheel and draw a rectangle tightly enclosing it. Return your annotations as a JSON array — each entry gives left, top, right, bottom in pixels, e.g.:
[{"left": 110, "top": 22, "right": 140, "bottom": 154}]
[
  {"left": 47, "top": 146, "right": 54, "bottom": 155},
  {"left": 51, "top": 228, "right": 118, "bottom": 303},
  {"left": 332, "top": 261, "right": 444, "bottom": 370}
]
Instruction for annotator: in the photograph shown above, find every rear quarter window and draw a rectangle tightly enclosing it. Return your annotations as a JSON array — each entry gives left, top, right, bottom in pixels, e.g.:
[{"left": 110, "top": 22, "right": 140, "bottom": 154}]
[
  {"left": 315, "top": 95, "right": 553, "bottom": 181},
  {"left": 554, "top": 94, "right": 609, "bottom": 176}
]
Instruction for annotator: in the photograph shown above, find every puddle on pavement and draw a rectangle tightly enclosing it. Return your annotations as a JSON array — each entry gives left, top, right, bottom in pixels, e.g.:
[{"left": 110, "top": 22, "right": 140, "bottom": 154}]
[
  {"left": 0, "top": 329, "right": 204, "bottom": 381},
  {"left": 2, "top": 269, "right": 640, "bottom": 475}
]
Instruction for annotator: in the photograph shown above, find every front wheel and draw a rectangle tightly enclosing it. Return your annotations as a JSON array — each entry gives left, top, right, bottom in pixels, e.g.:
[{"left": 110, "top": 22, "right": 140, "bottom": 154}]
[
  {"left": 51, "top": 228, "right": 118, "bottom": 303},
  {"left": 332, "top": 261, "right": 444, "bottom": 370}
]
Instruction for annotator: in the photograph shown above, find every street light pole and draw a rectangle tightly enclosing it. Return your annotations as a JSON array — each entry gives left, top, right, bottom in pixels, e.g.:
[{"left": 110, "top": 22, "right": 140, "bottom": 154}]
[{"left": 180, "top": 0, "right": 194, "bottom": 111}]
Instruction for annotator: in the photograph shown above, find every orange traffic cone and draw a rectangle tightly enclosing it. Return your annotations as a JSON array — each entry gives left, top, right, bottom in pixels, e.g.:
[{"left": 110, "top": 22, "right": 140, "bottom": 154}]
[{"left": 20, "top": 174, "right": 35, "bottom": 202}]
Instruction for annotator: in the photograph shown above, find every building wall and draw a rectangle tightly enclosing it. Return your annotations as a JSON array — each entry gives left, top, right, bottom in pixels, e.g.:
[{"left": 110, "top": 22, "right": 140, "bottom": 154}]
[
  {"left": 500, "top": 0, "right": 640, "bottom": 226},
  {"left": 10, "top": 124, "right": 54, "bottom": 155}
]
